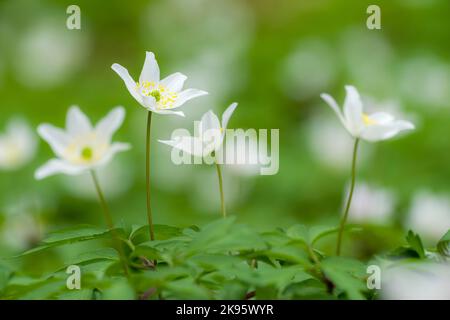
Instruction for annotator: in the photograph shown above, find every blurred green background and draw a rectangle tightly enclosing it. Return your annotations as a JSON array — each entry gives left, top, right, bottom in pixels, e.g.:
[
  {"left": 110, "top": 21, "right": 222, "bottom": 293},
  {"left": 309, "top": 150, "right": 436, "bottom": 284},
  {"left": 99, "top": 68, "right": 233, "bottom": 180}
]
[{"left": 1, "top": 0, "right": 450, "bottom": 273}]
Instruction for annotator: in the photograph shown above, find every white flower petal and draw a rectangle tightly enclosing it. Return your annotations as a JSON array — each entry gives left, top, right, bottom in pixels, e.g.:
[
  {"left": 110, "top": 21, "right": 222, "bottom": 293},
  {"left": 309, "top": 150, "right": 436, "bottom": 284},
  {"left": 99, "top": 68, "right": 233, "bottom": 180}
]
[
  {"left": 111, "top": 63, "right": 143, "bottom": 105},
  {"left": 368, "top": 112, "right": 395, "bottom": 125},
  {"left": 142, "top": 95, "right": 157, "bottom": 110},
  {"left": 35, "top": 159, "right": 84, "bottom": 180},
  {"left": 361, "top": 120, "right": 414, "bottom": 142},
  {"left": 139, "top": 51, "right": 160, "bottom": 84},
  {"left": 152, "top": 109, "right": 185, "bottom": 117},
  {"left": 320, "top": 93, "right": 348, "bottom": 131},
  {"left": 159, "top": 136, "right": 203, "bottom": 157},
  {"left": 95, "top": 142, "right": 130, "bottom": 167},
  {"left": 66, "top": 106, "right": 92, "bottom": 137},
  {"left": 160, "top": 72, "right": 187, "bottom": 92},
  {"left": 37, "top": 124, "right": 71, "bottom": 157},
  {"left": 221, "top": 102, "right": 238, "bottom": 131},
  {"left": 172, "top": 88, "right": 208, "bottom": 108},
  {"left": 200, "top": 110, "right": 221, "bottom": 135},
  {"left": 343, "top": 85, "right": 363, "bottom": 135},
  {"left": 95, "top": 106, "right": 126, "bottom": 142}
]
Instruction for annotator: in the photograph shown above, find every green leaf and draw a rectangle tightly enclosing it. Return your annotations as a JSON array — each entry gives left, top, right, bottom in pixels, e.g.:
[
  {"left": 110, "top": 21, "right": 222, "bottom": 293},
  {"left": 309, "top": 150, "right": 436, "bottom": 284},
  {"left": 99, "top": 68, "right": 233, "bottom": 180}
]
[
  {"left": 163, "top": 278, "right": 211, "bottom": 300},
  {"left": 186, "top": 218, "right": 266, "bottom": 255},
  {"left": 320, "top": 257, "right": 367, "bottom": 300},
  {"left": 287, "top": 224, "right": 360, "bottom": 246},
  {"left": 437, "top": 229, "right": 450, "bottom": 257},
  {"left": 406, "top": 230, "right": 426, "bottom": 259},
  {"left": 129, "top": 224, "right": 183, "bottom": 244},
  {"left": 101, "top": 279, "right": 135, "bottom": 300},
  {"left": 0, "top": 264, "right": 12, "bottom": 294},
  {"left": 18, "top": 225, "right": 116, "bottom": 256}
]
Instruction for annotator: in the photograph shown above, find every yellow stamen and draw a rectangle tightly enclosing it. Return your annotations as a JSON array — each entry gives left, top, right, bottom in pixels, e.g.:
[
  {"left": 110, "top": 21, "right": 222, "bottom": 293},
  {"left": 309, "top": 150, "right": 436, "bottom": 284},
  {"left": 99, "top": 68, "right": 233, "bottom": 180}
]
[{"left": 362, "top": 113, "right": 376, "bottom": 126}]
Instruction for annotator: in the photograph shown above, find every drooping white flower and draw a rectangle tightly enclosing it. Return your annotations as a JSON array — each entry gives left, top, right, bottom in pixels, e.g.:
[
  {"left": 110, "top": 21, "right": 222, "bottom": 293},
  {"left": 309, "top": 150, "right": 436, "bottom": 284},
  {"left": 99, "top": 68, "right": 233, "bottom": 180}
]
[
  {"left": 321, "top": 85, "right": 415, "bottom": 142},
  {"left": 158, "top": 103, "right": 238, "bottom": 157},
  {"left": 35, "top": 106, "right": 130, "bottom": 180},
  {"left": 381, "top": 262, "right": 450, "bottom": 300},
  {"left": 407, "top": 190, "right": 450, "bottom": 242},
  {"left": 112, "top": 51, "right": 208, "bottom": 117},
  {"left": 0, "top": 118, "right": 37, "bottom": 170}
]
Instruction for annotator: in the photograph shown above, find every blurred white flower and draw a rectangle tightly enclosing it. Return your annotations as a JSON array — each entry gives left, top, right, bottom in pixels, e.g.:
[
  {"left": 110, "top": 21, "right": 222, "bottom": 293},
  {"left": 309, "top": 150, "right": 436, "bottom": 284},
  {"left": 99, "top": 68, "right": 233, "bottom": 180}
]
[
  {"left": 0, "top": 118, "right": 37, "bottom": 170},
  {"left": 280, "top": 39, "right": 337, "bottom": 101},
  {"left": 159, "top": 103, "right": 238, "bottom": 157},
  {"left": 346, "top": 182, "right": 395, "bottom": 224},
  {"left": 112, "top": 52, "right": 208, "bottom": 117},
  {"left": 381, "top": 262, "right": 450, "bottom": 300},
  {"left": 407, "top": 190, "right": 450, "bottom": 242},
  {"left": 15, "top": 21, "right": 88, "bottom": 88},
  {"left": 2, "top": 212, "right": 44, "bottom": 250},
  {"left": 321, "top": 85, "right": 415, "bottom": 142},
  {"left": 35, "top": 106, "right": 130, "bottom": 179},
  {"left": 399, "top": 55, "right": 450, "bottom": 109}
]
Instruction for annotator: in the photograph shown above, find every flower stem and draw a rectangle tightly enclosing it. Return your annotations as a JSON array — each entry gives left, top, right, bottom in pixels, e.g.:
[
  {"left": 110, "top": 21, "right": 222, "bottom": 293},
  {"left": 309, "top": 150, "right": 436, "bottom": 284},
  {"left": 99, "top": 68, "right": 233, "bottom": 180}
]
[
  {"left": 146, "top": 111, "right": 155, "bottom": 241},
  {"left": 215, "top": 161, "right": 226, "bottom": 218},
  {"left": 336, "top": 138, "right": 359, "bottom": 256},
  {"left": 90, "top": 170, "right": 129, "bottom": 276}
]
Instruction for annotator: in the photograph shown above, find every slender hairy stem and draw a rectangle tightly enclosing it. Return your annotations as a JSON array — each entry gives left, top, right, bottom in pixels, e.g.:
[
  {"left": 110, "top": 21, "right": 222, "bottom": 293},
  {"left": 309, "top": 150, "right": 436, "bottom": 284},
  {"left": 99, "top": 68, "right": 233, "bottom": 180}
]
[
  {"left": 146, "top": 111, "right": 155, "bottom": 241},
  {"left": 215, "top": 161, "right": 226, "bottom": 218},
  {"left": 336, "top": 138, "right": 360, "bottom": 256},
  {"left": 90, "top": 170, "right": 129, "bottom": 276}
]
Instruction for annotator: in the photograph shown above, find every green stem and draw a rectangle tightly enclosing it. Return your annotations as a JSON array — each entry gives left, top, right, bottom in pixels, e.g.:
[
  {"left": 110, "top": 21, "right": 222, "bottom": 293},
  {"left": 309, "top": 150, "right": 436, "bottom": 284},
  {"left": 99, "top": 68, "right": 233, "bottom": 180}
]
[
  {"left": 336, "top": 138, "right": 359, "bottom": 256},
  {"left": 90, "top": 170, "right": 129, "bottom": 276},
  {"left": 146, "top": 111, "right": 155, "bottom": 241},
  {"left": 215, "top": 161, "right": 226, "bottom": 218}
]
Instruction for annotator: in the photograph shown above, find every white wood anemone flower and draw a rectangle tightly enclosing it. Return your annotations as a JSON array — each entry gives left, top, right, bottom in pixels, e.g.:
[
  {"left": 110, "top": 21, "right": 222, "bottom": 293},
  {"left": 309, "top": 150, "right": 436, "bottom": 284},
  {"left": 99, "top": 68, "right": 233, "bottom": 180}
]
[
  {"left": 111, "top": 51, "right": 208, "bottom": 117},
  {"left": 35, "top": 106, "right": 130, "bottom": 180},
  {"left": 0, "top": 118, "right": 37, "bottom": 170},
  {"left": 321, "top": 85, "right": 415, "bottom": 142},
  {"left": 159, "top": 103, "right": 238, "bottom": 158}
]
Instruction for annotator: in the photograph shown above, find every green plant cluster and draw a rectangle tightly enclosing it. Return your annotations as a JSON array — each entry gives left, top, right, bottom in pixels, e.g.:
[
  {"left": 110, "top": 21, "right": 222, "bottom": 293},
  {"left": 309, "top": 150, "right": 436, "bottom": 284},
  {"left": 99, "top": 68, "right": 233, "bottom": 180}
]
[{"left": 1, "top": 218, "right": 448, "bottom": 300}]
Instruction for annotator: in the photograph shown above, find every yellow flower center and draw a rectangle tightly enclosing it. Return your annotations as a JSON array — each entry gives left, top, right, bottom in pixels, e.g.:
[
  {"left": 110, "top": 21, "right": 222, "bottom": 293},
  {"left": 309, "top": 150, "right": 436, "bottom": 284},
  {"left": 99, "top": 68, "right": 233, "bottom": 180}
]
[
  {"left": 362, "top": 113, "right": 376, "bottom": 126},
  {"left": 81, "top": 146, "right": 93, "bottom": 160},
  {"left": 136, "top": 81, "right": 178, "bottom": 109}
]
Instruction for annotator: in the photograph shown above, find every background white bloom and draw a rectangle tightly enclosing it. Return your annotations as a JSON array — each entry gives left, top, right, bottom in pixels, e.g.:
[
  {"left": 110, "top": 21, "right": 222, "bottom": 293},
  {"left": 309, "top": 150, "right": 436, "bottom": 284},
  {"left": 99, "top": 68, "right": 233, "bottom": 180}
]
[
  {"left": 346, "top": 182, "right": 395, "bottom": 225},
  {"left": 35, "top": 106, "right": 130, "bottom": 180},
  {"left": 159, "top": 103, "right": 238, "bottom": 158},
  {"left": 407, "top": 190, "right": 450, "bottom": 242},
  {"left": 2, "top": 212, "right": 44, "bottom": 250},
  {"left": 321, "top": 85, "right": 415, "bottom": 142},
  {"left": 381, "top": 262, "right": 450, "bottom": 300},
  {"left": 0, "top": 118, "right": 37, "bottom": 170},
  {"left": 112, "top": 51, "right": 208, "bottom": 117}
]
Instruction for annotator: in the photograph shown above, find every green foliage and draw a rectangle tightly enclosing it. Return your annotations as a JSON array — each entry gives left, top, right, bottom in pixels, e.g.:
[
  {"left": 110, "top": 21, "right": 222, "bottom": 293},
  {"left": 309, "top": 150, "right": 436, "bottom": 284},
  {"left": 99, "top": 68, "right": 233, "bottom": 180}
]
[
  {"left": 437, "top": 230, "right": 450, "bottom": 257},
  {"left": 2, "top": 219, "right": 448, "bottom": 300}
]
